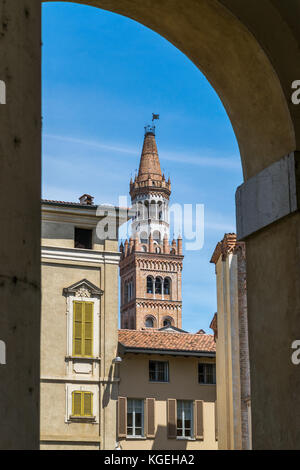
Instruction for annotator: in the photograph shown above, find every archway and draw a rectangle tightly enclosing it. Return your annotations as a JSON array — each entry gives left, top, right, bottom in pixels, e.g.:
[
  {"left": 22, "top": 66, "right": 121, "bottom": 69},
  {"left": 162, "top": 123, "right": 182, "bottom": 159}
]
[{"left": 1, "top": 0, "right": 300, "bottom": 450}]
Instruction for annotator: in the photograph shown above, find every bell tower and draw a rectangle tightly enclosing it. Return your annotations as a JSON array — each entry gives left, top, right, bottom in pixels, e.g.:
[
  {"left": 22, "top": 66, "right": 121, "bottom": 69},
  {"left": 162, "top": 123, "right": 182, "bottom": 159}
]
[{"left": 119, "top": 124, "right": 184, "bottom": 330}]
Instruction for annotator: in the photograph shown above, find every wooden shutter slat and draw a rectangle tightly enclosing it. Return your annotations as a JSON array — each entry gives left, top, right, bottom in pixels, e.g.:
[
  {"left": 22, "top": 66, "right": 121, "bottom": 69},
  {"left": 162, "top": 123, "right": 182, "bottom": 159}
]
[
  {"left": 73, "top": 391, "right": 82, "bottom": 416},
  {"left": 167, "top": 399, "right": 177, "bottom": 439},
  {"left": 146, "top": 398, "right": 155, "bottom": 438},
  {"left": 84, "top": 392, "right": 93, "bottom": 416},
  {"left": 73, "top": 301, "right": 84, "bottom": 356},
  {"left": 118, "top": 397, "right": 127, "bottom": 438},
  {"left": 83, "top": 302, "right": 93, "bottom": 357},
  {"left": 195, "top": 400, "right": 204, "bottom": 440}
]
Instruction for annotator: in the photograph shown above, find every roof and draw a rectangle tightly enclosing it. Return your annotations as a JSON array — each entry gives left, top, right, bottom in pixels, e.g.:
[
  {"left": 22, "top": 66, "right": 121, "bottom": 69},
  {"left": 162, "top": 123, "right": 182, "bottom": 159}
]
[{"left": 118, "top": 329, "right": 216, "bottom": 356}]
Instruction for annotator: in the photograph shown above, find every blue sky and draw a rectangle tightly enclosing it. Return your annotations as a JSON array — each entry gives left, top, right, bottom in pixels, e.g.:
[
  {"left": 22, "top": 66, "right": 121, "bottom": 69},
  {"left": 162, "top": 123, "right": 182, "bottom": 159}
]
[{"left": 42, "top": 2, "right": 243, "bottom": 333}]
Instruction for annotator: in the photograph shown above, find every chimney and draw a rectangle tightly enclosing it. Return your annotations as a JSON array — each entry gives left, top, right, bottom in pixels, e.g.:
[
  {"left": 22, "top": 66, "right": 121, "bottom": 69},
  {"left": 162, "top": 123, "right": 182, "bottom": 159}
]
[{"left": 79, "top": 194, "right": 94, "bottom": 206}]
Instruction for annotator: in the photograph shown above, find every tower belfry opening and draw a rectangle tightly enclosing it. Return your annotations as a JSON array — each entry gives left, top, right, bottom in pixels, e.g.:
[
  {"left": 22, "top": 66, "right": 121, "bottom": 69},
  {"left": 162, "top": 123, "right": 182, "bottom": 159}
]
[{"left": 120, "top": 125, "right": 183, "bottom": 330}]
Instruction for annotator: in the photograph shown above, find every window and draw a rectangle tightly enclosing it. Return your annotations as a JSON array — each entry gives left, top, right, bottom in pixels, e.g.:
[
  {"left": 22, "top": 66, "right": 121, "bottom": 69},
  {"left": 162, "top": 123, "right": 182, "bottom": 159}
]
[
  {"left": 125, "top": 280, "right": 133, "bottom": 302},
  {"left": 127, "top": 399, "right": 144, "bottom": 437},
  {"left": 177, "top": 400, "right": 193, "bottom": 438},
  {"left": 164, "top": 278, "right": 171, "bottom": 295},
  {"left": 73, "top": 301, "right": 93, "bottom": 357},
  {"left": 147, "top": 276, "right": 153, "bottom": 294},
  {"left": 72, "top": 391, "right": 93, "bottom": 417},
  {"left": 163, "top": 318, "right": 172, "bottom": 327},
  {"left": 145, "top": 317, "right": 154, "bottom": 328},
  {"left": 155, "top": 277, "right": 162, "bottom": 294},
  {"left": 149, "top": 360, "right": 169, "bottom": 382},
  {"left": 198, "top": 363, "right": 216, "bottom": 384},
  {"left": 74, "top": 227, "right": 92, "bottom": 249}
]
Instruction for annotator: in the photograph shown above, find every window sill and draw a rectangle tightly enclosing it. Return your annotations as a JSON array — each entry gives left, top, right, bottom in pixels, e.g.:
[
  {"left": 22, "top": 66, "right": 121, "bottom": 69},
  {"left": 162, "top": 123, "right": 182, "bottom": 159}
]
[
  {"left": 126, "top": 436, "right": 147, "bottom": 440},
  {"left": 176, "top": 437, "right": 196, "bottom": 441},
  {"left": 198, "top": 383, "right": 216, "bottom": 386},
  {"left": 149, "top": 381, "right": 169, "bottom": 384},
  {"left": 69, "top": 415, "right": 96, "bottom": 423},
  {"left": 65, "top": 356, "right": 100, "bottom": 362}
]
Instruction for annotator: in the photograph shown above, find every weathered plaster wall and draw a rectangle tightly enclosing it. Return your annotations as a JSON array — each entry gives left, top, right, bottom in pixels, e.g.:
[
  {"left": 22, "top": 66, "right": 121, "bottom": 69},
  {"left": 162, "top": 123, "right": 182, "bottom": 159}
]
[{"left": 119, "top": 353, "right": 217, "bottom": 450}]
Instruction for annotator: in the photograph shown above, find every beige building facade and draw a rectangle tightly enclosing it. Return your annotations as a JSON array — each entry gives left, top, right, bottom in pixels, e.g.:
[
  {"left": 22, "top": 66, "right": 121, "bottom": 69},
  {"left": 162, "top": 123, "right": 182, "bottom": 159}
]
[
  {"left": 210, "top": 233, "right": 251, "bottom": 450},
  {"left": 117, "top": 329, "right": 217, "bottom": 450},
  {"left": 40, "top": 196, "right": 125, "bottom": 450}
]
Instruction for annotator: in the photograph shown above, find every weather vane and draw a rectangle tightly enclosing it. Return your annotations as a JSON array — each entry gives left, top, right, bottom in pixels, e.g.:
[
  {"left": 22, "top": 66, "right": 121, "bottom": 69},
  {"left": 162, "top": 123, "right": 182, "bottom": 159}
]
[{"left": 145, "top": 113, "right": 160, "bottom": 135}]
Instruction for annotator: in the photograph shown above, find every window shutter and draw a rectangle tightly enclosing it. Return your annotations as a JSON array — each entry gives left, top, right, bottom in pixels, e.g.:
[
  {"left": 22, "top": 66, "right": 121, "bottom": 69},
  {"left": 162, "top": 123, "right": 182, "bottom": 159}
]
[
  {"left": 118, "top": 397, "right": 127, "bottom": 438},
  {"left": 167, "top": 399, "right": 177, "bottom": 439},
  {"left": 194, "top": 400, "right": 204, "bottom": 440},
  {"left": 214, "top": 401, "right": 218, "bottom": 441},
  {"left": 84, "top": 392, "right": 93, "bottom": 417},
  {"left": 146, "top": 398, "right": 155, "bottom": 438},
  {"left": 72, "top": 391, "right": 82, "bottom": 416},
  {"left": 84, "top": 302, "right": 93, "bottom": 356},
  {"left": 73, "top": 301, "right": 83, "bottom": 356}
]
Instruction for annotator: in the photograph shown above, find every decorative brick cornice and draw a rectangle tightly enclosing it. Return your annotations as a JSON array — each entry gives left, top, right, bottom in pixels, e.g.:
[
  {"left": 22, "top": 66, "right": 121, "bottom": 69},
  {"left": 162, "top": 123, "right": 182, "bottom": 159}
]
[{"left": 210, "top": 233, "right": 245, "bottom": 264}]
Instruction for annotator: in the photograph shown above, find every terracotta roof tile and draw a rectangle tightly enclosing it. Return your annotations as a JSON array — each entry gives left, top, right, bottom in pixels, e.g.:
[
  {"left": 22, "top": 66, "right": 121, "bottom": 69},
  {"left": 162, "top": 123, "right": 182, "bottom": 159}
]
[{"left": 118, "top": 329, "right": 216, "bottom": 354}]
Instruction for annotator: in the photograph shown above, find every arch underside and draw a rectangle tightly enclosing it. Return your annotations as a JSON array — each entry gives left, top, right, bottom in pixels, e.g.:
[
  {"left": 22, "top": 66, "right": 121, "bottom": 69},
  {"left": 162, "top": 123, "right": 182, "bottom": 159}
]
[{"left": 44, "top": 0, "right": 300, "bottom": 180}]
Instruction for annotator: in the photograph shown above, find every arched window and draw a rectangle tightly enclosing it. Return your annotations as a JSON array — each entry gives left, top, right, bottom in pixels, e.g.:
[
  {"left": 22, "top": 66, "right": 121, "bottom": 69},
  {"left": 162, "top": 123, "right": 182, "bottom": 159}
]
[
  {"left": 150, "top": 201, "right": 156, "bottom": 219},
  {"left": 147, "top": 276, "right": 153, "bottom": 294},
  {"left": 164, "top": 278, "right": 171, "bottom": 295},
  {"left": 155, "top": 277, "right": 162, "bottom": 294},
  {"left": 155, "top": 246, "right": 161, "bottom": 254},
  {"left": 153, "top": 230, "right": 161, "bottom": 242},
  {"left": 145, "top": 317, "right": 154, "bottom": 328},
  {"left": 140, "top": 231, "right": 148, "bottom": 244},
  {"left": 163, "top": 318, "right": 172, "bottom": 327},
  {"left": 141, "top": 245, "right": 147, "bottom": 252}
]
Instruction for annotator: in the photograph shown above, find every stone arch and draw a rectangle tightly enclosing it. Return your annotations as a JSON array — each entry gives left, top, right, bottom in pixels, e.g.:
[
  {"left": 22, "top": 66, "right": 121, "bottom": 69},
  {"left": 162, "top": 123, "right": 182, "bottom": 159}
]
[
  {"left": 45, "top": 0, "right": 298, "bottom": 179},
  {"left": 162, "top": 316, "right": 174, "bottom": 328},
  {"left": 145, "top": 315, "right": 156, "bottom": 328}
]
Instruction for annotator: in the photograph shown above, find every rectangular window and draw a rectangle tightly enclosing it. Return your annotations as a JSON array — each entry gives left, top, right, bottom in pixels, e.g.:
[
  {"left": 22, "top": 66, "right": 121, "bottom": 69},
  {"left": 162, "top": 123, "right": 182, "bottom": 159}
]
[
  {"left": 73, "top": 301, "right": 94, "bottom": 357},
  {"left": 177, "top": 400, "right": 193, "bottom": 438},
  {"left": 75, "top": 227, "right": 93, "bottom": 249},
  {"left": 198, "top": 363, "right": 216, "bottom": 384},
  {"left": 72, "top": 391, "right": 93, "bottom": 417},
  {"left": 127, "top": 399, "right": 144, "bottom": 437},
  {"left": 149, "top": 360, "right": 169, "bottom": 382}
]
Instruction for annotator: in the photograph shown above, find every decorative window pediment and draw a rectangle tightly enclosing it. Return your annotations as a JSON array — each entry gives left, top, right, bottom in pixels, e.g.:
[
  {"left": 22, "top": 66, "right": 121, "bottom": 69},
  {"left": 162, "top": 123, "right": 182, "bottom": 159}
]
[{"left": 63, "top": 279, "right": 103, "bottom": 298}]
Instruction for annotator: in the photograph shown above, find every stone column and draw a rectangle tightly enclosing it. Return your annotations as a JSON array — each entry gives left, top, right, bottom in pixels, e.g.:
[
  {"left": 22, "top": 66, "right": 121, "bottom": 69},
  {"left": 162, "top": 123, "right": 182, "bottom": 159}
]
[
  {"left": 236, "top": 152, "right": 300, "bottom": 449},
  {"left": 0, "top": 0, "right": 41, "bottom": 450}
]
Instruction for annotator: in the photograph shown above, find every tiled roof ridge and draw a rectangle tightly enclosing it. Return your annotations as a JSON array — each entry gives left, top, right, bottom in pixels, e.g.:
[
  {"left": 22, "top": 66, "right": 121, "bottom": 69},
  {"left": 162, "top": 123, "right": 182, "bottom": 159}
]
[{"left": 118, "top": 328, "right": 214, "bottom": 338}]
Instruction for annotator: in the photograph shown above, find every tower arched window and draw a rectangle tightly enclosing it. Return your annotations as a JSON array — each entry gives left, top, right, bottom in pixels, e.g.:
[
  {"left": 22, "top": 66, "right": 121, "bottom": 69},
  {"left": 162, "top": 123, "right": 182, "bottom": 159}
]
[
  {"left": 155, "top": 277, "right": 162, "bottom": 294},
  {"left": 145, "top": 316, "right": 154, "bottom": 328},
  {"left": 164, "top": 278, "right": 171, "bottom": 295},
  {"left": 163, "top": 317, "right": 172, "bottom": 327},
  {"left": 147, "top": 276, "right": 153, "bottom": 294}
]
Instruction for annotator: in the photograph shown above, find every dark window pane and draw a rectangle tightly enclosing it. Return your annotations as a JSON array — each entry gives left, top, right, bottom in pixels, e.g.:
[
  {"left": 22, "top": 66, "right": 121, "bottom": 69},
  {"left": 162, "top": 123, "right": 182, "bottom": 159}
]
[{"left": 75, "top": 228, "right": 92, "bottom": 249}]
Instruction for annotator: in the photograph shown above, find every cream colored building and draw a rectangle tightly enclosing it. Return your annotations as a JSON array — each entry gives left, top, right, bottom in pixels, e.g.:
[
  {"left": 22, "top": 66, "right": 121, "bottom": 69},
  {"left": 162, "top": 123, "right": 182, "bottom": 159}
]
[
  {"left": 40, "top": 195, "right": 126, "bottom": 450},
  {"left": 210, "top": 233, "right": 251, "bottom": 450},
  {"left": 117, "top": 328, "right": 217, "bottom": 450}
]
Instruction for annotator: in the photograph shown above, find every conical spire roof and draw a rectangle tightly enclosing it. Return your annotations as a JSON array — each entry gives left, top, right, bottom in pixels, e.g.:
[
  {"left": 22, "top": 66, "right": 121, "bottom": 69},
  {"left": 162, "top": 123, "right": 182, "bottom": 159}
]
[{"left": 137, "top": 130, "right": 162, "bottom": 182}]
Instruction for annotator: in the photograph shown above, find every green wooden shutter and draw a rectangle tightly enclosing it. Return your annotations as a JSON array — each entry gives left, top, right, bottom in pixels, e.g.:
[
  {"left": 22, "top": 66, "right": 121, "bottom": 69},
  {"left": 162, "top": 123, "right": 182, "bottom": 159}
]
[
  {"left": 83, "top": 392, "right": 93, "bottom": 416},
  {"left": 84, "top": 302, "right": 93, "bottom": 357},
  {"left": 72, "top": 391, "right": 82, "bottom": 416},
  {"left": 73, "top": 302, "right": 84, "bottom": 356}
]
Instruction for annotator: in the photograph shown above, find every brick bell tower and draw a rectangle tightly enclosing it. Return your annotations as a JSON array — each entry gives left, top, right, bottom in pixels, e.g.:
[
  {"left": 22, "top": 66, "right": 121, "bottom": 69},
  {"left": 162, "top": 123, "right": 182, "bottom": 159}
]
[{"left": 119, "top": 124, "right": 184, "bottom": 330}]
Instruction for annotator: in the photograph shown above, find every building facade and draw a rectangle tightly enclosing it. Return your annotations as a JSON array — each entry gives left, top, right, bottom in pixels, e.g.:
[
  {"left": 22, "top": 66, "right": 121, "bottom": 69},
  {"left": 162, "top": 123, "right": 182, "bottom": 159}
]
[
  {"left": 119, "top": 126, "right": 183, "bottom": 330},
  {"left": 117, "top": 329, "right": 217, "bottom": 450},
  {"left": 40, "top": 196, "right": 125, "bottom": 450},
  {"left": 210, "top": 233, "right": 251, "bottom": 450}
]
